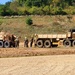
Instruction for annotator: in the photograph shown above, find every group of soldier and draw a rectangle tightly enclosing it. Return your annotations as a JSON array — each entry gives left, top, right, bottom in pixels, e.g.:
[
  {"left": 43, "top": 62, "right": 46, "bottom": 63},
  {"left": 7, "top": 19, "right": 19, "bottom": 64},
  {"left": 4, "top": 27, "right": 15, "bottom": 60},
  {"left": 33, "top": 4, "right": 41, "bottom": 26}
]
[
  {"left": 3, "top": 32, "right": 20, "bottom": 48},
  {"left": 14, "top": 36, "right": 34, "bottom": 48},
  {"left": 24, "top": 34, "right": 38, "bottom": 48},
  {"left": 24, "top": 36, "right": 34, "bottom": 48},
  {"left": 13, "top": 34, "right": 37, "bottom": 48},
  {"left": 0, "top": 31, "right": 37, "bottom": 48}
]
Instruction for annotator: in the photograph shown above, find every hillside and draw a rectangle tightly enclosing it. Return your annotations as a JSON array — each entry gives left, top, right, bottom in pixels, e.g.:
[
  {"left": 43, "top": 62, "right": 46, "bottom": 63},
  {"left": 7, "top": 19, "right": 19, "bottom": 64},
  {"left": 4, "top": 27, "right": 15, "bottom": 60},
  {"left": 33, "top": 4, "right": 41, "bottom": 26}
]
[{"left": 0, "top": 15, "right": 75, "bottom": 41}]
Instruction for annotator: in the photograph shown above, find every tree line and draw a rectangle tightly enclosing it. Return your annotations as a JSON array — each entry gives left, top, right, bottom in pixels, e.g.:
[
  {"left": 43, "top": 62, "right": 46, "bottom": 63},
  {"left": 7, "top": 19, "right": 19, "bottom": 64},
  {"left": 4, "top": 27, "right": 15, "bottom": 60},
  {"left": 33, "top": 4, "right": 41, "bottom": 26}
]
[{"left": 0, "top": 0, "right": 75, "bottom": 16}]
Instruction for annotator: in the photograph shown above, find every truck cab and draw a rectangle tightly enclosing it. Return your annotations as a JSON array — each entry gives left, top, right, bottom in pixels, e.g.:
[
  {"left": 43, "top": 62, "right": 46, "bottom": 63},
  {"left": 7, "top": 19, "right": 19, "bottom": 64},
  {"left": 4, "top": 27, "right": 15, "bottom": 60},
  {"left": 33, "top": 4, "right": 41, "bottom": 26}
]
[
  {"left": 69, "top": 29, "right": 75, "bottom": 39},
  {"left": 63, "top": 29, "right": 75, "bottom": 47}
]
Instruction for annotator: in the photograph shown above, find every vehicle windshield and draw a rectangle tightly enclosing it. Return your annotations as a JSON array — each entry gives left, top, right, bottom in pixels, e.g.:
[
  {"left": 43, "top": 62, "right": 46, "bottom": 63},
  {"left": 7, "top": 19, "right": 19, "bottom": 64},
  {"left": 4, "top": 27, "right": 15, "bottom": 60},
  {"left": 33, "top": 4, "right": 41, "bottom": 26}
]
[{"left": 69, "top": 29, "right": 75, "bottom": 32}]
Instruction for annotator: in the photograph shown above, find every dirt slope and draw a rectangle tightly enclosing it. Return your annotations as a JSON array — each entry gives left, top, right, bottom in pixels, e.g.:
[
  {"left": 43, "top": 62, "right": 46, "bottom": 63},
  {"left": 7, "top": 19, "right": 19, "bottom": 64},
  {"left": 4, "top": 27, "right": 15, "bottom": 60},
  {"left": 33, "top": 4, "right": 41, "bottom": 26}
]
[{"left": 0, "top": 55, "right": 75, "bottom": 75}]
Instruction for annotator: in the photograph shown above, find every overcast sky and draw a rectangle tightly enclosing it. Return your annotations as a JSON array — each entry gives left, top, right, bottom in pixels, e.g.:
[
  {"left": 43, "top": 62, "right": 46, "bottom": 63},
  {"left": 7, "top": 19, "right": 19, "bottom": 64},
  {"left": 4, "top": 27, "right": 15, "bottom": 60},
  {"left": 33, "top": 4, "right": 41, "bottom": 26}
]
[{"left": 0, "top": 0, "right": 11, "bottom": 4}]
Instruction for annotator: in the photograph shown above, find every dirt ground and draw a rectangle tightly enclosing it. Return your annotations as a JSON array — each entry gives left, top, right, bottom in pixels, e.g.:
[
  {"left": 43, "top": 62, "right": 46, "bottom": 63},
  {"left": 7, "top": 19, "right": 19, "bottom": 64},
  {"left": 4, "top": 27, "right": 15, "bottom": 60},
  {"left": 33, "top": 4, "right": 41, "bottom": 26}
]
[
  {"left": 0, "top": 42, "right": 75, "bottom": 58},
  {"left": 0, "top": 55, "right": 75, "bottom": 75},
  {"left": 0, "top": 43, "right": 75, "bottom": 75}
]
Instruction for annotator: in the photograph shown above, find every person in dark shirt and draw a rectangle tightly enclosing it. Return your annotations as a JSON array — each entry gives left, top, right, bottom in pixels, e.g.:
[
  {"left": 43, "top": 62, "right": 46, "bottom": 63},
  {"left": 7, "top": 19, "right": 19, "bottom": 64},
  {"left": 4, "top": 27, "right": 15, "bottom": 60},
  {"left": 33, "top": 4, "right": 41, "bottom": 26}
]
[
  {"left": 24, "top": 37, "right": 29, "bottom": 47},
  {"left": 30, "top": 36, "right": 34, "bottom": 47}
]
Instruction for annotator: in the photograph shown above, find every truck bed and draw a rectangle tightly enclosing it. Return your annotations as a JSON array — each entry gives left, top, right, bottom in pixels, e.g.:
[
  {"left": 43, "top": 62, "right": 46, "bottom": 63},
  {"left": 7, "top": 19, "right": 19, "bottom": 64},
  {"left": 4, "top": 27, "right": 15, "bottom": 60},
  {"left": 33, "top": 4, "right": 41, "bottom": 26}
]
[{"left": 37, "top": 34, "right": 67, "bottom": 39}]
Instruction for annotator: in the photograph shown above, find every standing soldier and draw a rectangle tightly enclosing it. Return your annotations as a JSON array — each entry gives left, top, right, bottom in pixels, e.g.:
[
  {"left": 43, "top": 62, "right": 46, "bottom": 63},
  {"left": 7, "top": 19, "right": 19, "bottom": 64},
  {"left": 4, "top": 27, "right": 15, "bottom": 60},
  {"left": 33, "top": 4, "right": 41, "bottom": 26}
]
[
  {"left": 15, "top": 37, "right": 19, "bottom": 48},
  {"left": 33, "top": 34, "right": 37, "bottom": 47},
  {"left": 30, "top": 36, "right": 34, "bottom": 47},
  {"left": 24, "top": 37, "right": 29, "bottom": 47}
]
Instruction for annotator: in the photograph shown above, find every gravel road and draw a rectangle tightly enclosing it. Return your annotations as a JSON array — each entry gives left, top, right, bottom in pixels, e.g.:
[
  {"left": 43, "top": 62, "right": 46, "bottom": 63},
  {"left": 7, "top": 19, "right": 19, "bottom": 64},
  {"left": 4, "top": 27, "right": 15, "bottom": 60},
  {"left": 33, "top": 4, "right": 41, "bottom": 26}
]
[{"left": 0, "top": 55, "right": 75, "bottom": 75}]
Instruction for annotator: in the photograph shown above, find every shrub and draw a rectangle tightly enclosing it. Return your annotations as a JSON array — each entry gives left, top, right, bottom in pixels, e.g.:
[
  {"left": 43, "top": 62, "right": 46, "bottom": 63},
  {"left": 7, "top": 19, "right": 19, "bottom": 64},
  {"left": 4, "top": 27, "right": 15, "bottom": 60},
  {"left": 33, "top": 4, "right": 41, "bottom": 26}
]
[{"left": 26, "top": 17, "right": 33, "bottom": 25}]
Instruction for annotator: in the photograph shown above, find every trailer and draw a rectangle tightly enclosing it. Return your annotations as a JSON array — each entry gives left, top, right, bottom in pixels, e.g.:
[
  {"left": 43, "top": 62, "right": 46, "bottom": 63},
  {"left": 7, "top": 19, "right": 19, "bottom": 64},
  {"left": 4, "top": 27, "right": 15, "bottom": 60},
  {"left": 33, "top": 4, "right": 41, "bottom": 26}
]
[{"left": 34, "top": 29, "right": 75, "bottom": 48}]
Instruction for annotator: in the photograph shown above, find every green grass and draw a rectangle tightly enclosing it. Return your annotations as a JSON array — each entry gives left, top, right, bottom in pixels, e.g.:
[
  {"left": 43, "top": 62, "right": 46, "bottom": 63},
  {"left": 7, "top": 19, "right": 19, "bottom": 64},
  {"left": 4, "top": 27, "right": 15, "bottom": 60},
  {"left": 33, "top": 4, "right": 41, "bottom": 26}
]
[{"left": 0, "top": 15, "right": 75, "bottom": 41}]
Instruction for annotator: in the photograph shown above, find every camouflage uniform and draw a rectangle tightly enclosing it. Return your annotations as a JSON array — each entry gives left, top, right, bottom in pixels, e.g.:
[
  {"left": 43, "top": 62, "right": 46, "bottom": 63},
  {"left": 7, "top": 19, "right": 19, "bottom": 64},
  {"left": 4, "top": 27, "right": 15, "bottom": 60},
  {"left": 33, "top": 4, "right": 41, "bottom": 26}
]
[
  {"left": 24, "top": 37, "right": 29, "bottom": 47},
  {"left": 15, "top": 37, "right": 19, "bottom": 48},
  {"left": 33, "top": 34, "right": 38, "bottom": 47},
  {"left": 30, "top": 37, "right": 34, "bottom": 47}
]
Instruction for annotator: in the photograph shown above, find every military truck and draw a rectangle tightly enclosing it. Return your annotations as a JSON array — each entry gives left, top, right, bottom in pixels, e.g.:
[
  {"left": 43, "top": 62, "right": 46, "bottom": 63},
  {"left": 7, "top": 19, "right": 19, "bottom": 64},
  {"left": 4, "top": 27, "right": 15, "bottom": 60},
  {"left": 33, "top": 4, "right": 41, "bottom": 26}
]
[
  {"left": 34, "top": 29, "right": 75, "bottom": 48},
  {"left": 0, "top": 32, "right": 18, "bottom": 48}
]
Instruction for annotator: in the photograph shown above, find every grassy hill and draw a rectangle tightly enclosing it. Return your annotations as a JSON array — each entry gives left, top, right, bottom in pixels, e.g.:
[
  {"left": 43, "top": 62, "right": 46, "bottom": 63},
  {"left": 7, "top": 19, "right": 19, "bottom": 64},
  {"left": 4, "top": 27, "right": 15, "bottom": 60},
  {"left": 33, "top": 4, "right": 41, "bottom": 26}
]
[{"left": 0, "top": 15, "right": 75, "bottom": 41}]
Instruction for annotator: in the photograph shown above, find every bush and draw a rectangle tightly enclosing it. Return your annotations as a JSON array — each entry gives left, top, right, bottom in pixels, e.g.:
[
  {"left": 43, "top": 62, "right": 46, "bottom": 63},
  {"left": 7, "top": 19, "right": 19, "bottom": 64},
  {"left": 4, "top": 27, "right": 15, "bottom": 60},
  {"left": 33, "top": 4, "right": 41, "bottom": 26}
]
[{"left": 26, "top": 17, "right": 33, "bottom": 25}]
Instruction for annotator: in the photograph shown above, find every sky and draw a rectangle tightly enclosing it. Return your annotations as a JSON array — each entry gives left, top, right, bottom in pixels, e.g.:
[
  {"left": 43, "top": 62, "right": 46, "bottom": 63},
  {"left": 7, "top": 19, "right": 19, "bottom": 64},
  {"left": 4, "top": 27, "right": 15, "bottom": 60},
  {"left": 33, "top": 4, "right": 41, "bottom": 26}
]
[{"left": 0, "top": 0, "right": 11, "bottom": 4}]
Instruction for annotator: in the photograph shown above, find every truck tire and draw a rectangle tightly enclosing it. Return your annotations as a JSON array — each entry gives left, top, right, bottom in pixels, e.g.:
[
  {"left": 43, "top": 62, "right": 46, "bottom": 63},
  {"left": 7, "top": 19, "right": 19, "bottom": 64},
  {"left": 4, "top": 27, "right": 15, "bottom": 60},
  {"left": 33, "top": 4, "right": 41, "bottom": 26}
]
[
  {"left": 72, "top": 40, "right": 75, "bottom": 47},
  {"left": 36, "top": 40, "right": 43, "bottom": 48},
  {"left": 4, "top": 41, "right": 10, "bottom": 48},
  {"left": 0, "top": 41, "right": 3, "bottom": 48},
  {"left": 44, "top": 40, "right": 51, "bottom": 48},
  {"left": 63, "top": 40, "right": 71, "bottom": 47}
]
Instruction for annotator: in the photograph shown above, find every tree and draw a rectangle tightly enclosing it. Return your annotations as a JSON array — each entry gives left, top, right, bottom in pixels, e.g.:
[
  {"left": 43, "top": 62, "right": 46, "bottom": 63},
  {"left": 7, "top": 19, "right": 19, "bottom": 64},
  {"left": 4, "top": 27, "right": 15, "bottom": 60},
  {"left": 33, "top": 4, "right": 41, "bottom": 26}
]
[
  {"left": 28, "top": 6, "right": 38, "bottom": 15},
  {"left": 0, "top": 4, "right": 12, "bottom": 16},
  {"left": 18, "top": 7, "right": 30, "bottom": 15},
  {"left": 25, "top": 0, "right": 32, "bottom": 7},
  {"left": 64, "top": 6, "right": 75, "bottom": 15},
  {"left": 0, "top": 0, "right": 75, "bottom": 16},
  {"left": 10, "top": 1, "right": 19, "bottom": 15},
  {"left": 43, "top": 6, "right": 50, "bottom": 15},
  {"left": 5, "top": 1, "right": 11, "bottom": 6}
]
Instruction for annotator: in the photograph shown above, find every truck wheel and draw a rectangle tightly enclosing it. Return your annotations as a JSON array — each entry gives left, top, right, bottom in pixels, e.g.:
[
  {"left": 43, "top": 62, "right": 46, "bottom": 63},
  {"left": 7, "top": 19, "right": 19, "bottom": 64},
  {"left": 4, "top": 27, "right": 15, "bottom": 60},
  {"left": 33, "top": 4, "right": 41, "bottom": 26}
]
[
  {"left": 63, "top": 40, "right": 71, "bottom": 47},
  {"left": 72, "top": 40, "right": 75, "bottom": 47},
  {"left": 4, "top": 41, "right": 10, "bottom": 48},
  {"left": 36, "top": 40, "right": 43, "bottom": 48},
  {"left": 0, "top": 41, "right": 3, "bottom": 48},
  {"left": 44, "top": 40, "right": 51, "bottom": 48}
]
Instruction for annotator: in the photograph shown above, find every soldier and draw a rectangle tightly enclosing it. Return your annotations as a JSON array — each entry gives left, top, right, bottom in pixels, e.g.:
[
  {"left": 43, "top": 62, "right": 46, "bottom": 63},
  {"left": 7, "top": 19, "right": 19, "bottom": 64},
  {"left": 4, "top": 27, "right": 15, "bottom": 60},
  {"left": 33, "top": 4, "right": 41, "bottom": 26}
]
[
  {"left": 33, "top": 34, "right": 37, "bottom": 47},
  {"left": 15, "top": 37, "right": 19, "bottom": 48},
  {"left": 24, "top": 37, "right": 29, "bottom": 47},
  {"left": 30, "top": 36, "right": 34, "bottom": 47}
]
